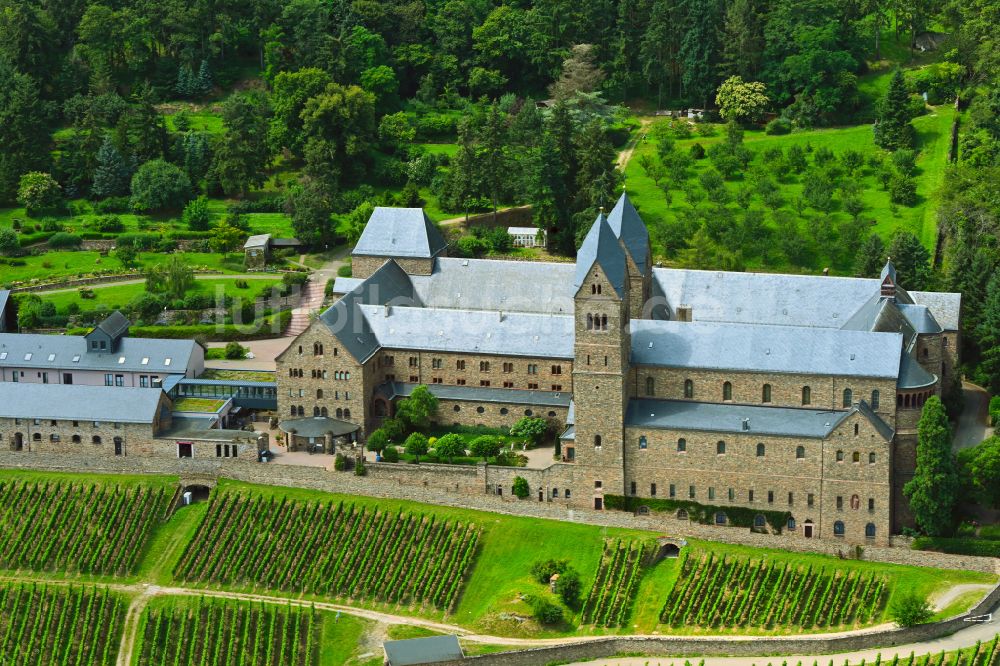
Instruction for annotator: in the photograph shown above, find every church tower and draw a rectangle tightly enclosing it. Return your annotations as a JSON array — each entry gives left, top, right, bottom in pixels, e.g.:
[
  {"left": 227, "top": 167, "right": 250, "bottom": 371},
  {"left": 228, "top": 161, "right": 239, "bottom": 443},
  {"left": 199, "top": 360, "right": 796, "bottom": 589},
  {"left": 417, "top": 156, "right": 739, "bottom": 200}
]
[
  {"left": 606, "top": 192, "right": 652, "bottom": 319},
  {"left": 571, "top": 212, "right": 631, "bottom": 509}
]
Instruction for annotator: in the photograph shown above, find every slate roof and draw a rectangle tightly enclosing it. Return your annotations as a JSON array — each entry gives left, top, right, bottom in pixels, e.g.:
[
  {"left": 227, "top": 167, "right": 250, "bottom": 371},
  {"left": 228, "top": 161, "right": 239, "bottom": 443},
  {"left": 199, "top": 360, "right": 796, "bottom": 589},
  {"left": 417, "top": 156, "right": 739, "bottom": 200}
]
[
  {"left": 607, "top": 192, "right": 650, "bottom": 274},
  {"left": 630, "top": 319, "right": 903, "bottom": 378},
  {"left": 841, "top": 296, "right": 918, "bottom": 349},
  {"left": 0, "top": 383, "right": 164, "bottom": 423},
  {"left": 880, "top": 259, "right": 897, "bottom": 285},
  {"left": 92, "top": 311, "right": 130, "bottom": 339},
  {"left": 353, "top": 208, "right": 447, "bottom": 258},
  {"left": 897, "top": 352, "right": 937, "bottom": 389},
  {"left": 909, "top": 291, "right": 960, "bottom": 330},
  {"left": 244, "top": 234, "right": 270, "bottom": 249},
  {"left": 627, "top": 399, "right": 851, "bottom": 439},
  {"left": 897, "top": 303, "right": 943, "bottom": 334},
  {"left": 383, "top": 635, "right": 463, "bottom": 666},
  {"left": 574, "top": 213, "right": 628, "bottom": 298},
  {"left": 332, "top": 277, "right": 365, "bottom": 294},
  {"left": 358, "top": 304, "right": 574, "bottom": 359},
  {"left": 411, "top": 258, "right": 575, "bottom": 314},
  {"left": 0, "top": 334, "right": 198, "bottom": 373},
  {"left": 380, "top": 381, "right": 573, "bottom": 407}
]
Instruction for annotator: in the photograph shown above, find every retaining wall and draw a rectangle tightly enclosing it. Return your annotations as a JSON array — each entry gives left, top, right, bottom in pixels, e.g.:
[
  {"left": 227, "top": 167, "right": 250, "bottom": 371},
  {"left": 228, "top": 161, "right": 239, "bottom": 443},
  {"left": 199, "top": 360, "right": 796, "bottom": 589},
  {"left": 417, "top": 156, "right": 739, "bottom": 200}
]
[{"left": 0, "top": 451, "right": 995, "bottom": 574}]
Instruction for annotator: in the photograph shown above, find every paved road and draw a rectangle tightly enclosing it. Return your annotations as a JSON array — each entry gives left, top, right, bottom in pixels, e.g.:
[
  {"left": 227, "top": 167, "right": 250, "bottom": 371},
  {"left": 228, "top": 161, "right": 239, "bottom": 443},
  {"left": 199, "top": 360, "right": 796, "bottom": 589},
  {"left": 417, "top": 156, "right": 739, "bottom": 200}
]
[{"left": 954, "top": 382, "right": 993, "bottom": 450}]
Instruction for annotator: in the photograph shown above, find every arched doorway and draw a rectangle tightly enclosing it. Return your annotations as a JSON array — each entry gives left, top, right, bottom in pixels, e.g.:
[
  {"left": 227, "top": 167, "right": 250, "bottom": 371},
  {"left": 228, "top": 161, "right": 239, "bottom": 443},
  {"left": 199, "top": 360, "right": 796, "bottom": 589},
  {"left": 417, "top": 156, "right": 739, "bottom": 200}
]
[
  {"left": 11, "top": 433, "right": 23, "bottom": 451},
  {"left": 182, "top": 484, "right": 212, "bottom": 503},
  {"left": 662, "top": 543, "right": 681, "bottom": 558},
  {"left": 803, "top": 520, "right": 815, "bottom": 538}
]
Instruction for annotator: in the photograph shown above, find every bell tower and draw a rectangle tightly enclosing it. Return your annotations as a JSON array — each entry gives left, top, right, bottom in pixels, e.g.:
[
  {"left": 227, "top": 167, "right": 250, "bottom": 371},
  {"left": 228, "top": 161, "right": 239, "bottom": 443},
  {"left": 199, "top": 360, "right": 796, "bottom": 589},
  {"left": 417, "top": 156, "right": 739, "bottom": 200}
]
[
  {"left": 570, "top": 213, "right": 631, "bottom": 509},
  {"left": 607, "top": 192, "right": 652, "bottom": 319}
]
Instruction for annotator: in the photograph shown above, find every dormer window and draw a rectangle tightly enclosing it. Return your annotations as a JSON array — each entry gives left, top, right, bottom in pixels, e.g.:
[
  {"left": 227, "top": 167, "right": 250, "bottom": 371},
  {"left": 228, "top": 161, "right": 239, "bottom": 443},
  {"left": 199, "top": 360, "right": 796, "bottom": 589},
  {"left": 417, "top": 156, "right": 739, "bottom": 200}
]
[
  {"left": 118, "top": 357, "right": 126, "bottom": 364},
  {"left": 164, "top": 358, "right": 171, "bottom": 366},
  {"left": 72, "top": 355, "right": 80, "bottom": 363},
  {"left": 24, "top": 353, "right": 31, "bottom": 361},
  {"left": 0, "top": 352, "right": 6, "bottom": 360},
  {"left": 141, "top": 358, "right": 149, "bottom": 365},
  {"left": 47, "top": 354, "right": 55, "bottom": 361}
]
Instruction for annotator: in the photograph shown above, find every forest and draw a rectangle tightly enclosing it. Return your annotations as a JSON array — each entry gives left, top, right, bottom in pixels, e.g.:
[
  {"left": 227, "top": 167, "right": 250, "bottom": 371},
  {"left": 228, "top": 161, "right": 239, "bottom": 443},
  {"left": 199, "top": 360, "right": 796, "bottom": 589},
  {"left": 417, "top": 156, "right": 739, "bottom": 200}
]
[{"left": 0, "top": 0, "right": 997, "bottom": 389}]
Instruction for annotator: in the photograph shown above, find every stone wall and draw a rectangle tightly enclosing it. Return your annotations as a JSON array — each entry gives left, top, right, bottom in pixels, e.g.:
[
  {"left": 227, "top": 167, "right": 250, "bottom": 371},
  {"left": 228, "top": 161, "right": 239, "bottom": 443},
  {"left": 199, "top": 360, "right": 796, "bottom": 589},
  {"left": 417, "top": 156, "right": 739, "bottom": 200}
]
[
  {"left": 376, "top": 348, "right": 573, "bottom": 394},
  {"left": 437, "top": 583, "right": 1000, "bottom": 665},
  {"left": 352, "top": 255, "right": 436, "bottom": 279},
  {"left": 1, "top": 451, "right": 995, "bottom": 574}
]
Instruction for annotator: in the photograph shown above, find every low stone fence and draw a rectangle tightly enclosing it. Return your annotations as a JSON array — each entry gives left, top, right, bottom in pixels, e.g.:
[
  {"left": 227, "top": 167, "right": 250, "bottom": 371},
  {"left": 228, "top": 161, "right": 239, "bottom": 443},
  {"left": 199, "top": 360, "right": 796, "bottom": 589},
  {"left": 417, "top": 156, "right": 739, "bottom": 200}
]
[
  {"left": 0, "top": 451, "right": 995, "bottom": 574},
  {"left": 438, "top": 583, "right": 1000, "bottom": 665}
]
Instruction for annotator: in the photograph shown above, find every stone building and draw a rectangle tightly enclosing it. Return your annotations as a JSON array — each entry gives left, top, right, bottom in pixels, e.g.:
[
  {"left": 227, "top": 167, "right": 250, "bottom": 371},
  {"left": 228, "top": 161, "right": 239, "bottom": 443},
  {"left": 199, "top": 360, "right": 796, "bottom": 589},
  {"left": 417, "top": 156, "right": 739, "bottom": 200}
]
[
  {"left": 277, "top": 195, "right": 960, "bottom": 545},
  {"left": 243, "top": 234, "right": 302, "bottom": 270}
]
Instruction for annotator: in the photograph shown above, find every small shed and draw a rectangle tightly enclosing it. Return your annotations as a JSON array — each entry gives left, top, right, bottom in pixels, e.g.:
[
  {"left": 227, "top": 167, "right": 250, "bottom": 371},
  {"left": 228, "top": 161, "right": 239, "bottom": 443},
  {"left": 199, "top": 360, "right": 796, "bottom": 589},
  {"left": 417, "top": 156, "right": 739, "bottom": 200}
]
[
  {"left": 243, "top": 234, "right": 302, "bottom": 270},
  {"left": 383, "top": 635, "right": 464, "bottom": 666},
  {"left": 507, "top": 226, "right": 545, "bottom": 248}
]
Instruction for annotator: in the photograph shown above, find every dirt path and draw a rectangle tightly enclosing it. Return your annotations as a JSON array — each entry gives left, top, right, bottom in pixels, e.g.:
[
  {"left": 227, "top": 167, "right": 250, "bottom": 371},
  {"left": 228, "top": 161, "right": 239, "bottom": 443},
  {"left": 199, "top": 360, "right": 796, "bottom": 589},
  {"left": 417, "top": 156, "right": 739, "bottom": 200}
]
[
  {"left": 437, "top": 206, "right": 529, "bottom": 227},
  {"left": 930, "top": 583, "right": 993, "bottom": 611},
  {"left": 617, "top": 118, "right": 654, "bottom": 170},
  {"left": 115, "top": 586, "right": 155, "bottom": 666},
  {"left": 954, "top": 381, "right": 993, "bottom": 451}
]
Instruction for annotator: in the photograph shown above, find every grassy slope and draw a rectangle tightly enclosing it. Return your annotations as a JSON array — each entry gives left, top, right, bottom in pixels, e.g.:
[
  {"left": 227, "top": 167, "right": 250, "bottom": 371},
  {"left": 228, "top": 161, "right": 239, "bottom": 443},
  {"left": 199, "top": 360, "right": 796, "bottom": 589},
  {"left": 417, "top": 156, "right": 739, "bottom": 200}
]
[
  {"left": 624, "top": 108, "right": 952, "bottom": 274},
  {"left": 1, "top": 250, "right": 248, "bottom": 286},
  {"left": 36, "top": 276, "right": 282, "bottom": 313}
]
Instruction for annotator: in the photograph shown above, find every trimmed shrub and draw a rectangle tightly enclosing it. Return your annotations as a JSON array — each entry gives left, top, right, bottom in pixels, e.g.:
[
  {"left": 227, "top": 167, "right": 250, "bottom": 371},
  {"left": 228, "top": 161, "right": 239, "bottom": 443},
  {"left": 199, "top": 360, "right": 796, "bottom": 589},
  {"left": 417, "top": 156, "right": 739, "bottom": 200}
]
[
  {"left": 512, "top": 476, "right": 530, "bottom": 499},
  {"left": 47, "top": 232, "right": 83, "bottom": 249},
  {"left": 912, "top": 536, "right": 1000, "bottom": 557},
  {"left": 765, "top": 118, "right": 792, "bottom": 135}
]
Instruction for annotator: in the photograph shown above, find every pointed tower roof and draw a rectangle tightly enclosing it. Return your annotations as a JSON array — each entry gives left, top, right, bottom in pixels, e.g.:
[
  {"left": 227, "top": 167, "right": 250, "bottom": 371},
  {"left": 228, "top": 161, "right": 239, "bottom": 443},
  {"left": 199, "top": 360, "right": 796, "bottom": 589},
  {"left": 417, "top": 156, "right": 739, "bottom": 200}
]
[
  {"left": 880, "top": 257, "right": 897, "bottom": 299},
  {"left": 880, "top": 258, "right": 896, "bottom": 285},
  {"left": 574, "top": 212, "right": 628, "bottom": 298},
  {"left": 606, "top": 192, "right": 649, "bottom": 274}
]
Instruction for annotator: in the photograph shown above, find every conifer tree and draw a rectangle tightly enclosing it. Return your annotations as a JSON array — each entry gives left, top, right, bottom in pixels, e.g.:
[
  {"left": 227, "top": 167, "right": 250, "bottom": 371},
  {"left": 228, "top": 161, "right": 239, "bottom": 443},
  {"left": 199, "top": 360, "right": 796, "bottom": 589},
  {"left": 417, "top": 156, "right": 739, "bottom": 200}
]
[
  {"left": 903, "top": 396, "right": 958, "bottom": 536},
  {"left": 91, "top": 134, "right": 131, "bottom": 198},
  {"left": 873, "top": 69, "right": 915, "bottom": 150},
  {"left": 175, "top": 64, "right": 194, "bottom": 98},
  {"left": 195, "top": 60, "right": 213, "bottom": 97}
]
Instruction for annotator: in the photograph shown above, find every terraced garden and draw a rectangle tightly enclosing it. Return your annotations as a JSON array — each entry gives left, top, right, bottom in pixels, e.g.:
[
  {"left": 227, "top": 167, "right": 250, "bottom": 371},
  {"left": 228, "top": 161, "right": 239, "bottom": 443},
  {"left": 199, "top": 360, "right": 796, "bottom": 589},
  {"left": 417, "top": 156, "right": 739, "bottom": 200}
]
[
  {"left": 0, "top": 583, "right": 127, "bottom": 666},
  {"left": 0, "top": 477, "right": 173, "bottom": 575},
  {"left": 136, "top": 597, "right": 321, "bottom": 666},
  {"left": 660, "top": 552, "right": 888, "bottom": 632},
  {"left": 175, "top": 492, "right": 480, "bottom": 611}
]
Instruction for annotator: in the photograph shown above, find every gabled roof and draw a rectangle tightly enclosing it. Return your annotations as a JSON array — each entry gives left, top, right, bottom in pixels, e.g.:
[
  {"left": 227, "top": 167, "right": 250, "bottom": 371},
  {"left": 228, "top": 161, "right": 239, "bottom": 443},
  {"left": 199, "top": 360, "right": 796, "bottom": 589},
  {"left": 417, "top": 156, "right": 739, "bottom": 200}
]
[
  {"left": 353, "top": 208, "right": 447, "bottom": 259},
  {"left": 244, "top": 234, "right": 271, "bottom": 249},
  {"left": 909, "top": 291, "right": 960, "bottom": 331},
  {"left": 384, "top": 635, "right": 463, "bottom": 666},
  {"left": 607, "top": 192, "right": 649, "bottom": 274},
  {"left": 574, "top": 213, "right": 627, "bottom": 298},
  {"left": 625, "top": 399, "right": 854, "bottom": 439},
  {"left": 0, "top": 383, "right": 165, "bottom": 423},
  {"left": 842, "top": 295, "right": 917, "bottom": 349},
  {"left": 0, "top": 333, "right": 197, "bottom": 373},
  {"left": 855, "top": 399, "right": 896, "bottom": 441},
  {"left": 91, "top": 311, "right": 130, "bottom": 339},
  {"left": 880, "top": 259, "right": 897, "bottom": 285},
  {"left": 412, "top": 258, "right": 575, "bottom": 314},
  {"left": 630, "top": 319, "right": 903, "bottom": 378},
  {"left": 897, "top": 303, "right": 943, "bottom": 334}
]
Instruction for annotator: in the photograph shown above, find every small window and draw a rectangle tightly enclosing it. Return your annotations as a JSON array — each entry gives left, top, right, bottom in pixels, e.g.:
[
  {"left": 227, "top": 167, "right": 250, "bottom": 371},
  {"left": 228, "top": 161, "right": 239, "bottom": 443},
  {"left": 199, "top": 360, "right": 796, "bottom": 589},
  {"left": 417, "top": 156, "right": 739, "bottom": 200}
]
[
  {"left": 594, "top": 435, "right": 602, "bottom": 447},
  {"left": 638, "top": 436, "right": 647, "bottom": 450},
  {"left": 754, "top": 514, "right": 766, "bottom": 528},
  {"left": 552, "top": 488, "right": 559, "bottom": 498},
  {"left": 688, "top": 485, "right": 695, "bottom": 499},
  {"left": 843, "top": 388, "right": 853, "bottom": 407},
  {"left": 807, "top": 493, "right": 814, "bottom": 507},
  {"left": 715, "top": 512, "right": 727, "bottom": 525},
  {"left": 708, "top": 487, "right": 715, "bottom": 500},
  {"left": 802, "top": 386, "right": 811, "bottom": 405},
  {"left": 871, "top": 390, "right": 880, "bottom": 410},
  {"left": 756, "top": 443, "right": 765, "bottom": 457},
  {"left": 868, "top": 498, "right": 875, "bottom": 511},
  {"left": 836, "top": 450, "right": 844, "bottom": 462},
  {"left": 630, "top": 481, "right": 636, "bottom": 495},
  {"left": 854, "top": 423, "right": 860, "bottom": 436},
  {"left": 453, "top": 405, "right": 460, "bottom": 412},
  {"left": 677, "top": 438, "right": 686, "bottom": 452},
  {"left": 865, "top": 523, "right": 876, "bottom": 538},
  {"left": 645, "top": 376, "right": 655, "bottom": 396},
  {"left": 834, "top": 521, "right": 845, "bottom": 536},
  {"left": 500, "top": 407, "right": 508, "bottom": 415},
  {"left": 716, "top": 440, "right": 726, "bottom": 455},
  {"left": 684, "top": 379, "right": 694, "bottom": 399},
  {"left": 787, "top": 517, "right": 796, "bottom": 530},
  {"left": 728, "top": 488, "right": 734, "bottom": 501},
  {"left": 722, "top": 381, "right": 732, "bottom": 401},
  {"left": 836, "top": 496, "right": 844, "bottom": 510},
  {"left": 476, "top": 406, "right": 485, "bottom": 414},
  {"left": 762, "top": 384, "right": 771, "bottom": 403},
  {"left": 668, "top": 484, "right": 675, "bottom": 498},
  {"left": 852, "top": 451, "right": 860, "bottom": 463},
  {"left": 650, "top": 483, "right": 657, "bottom": 496},
  {"left": 594, "top": 480, "right": 602, "bottom": 489},
  {"left": 869, "top": 452, "right": 876, "bottom": 464},
  {"left": 767, "top": 490, "right": 774, "bottom": 504},
  {"left": 796, "top": 445, "right": 805, "bottom": 459}
]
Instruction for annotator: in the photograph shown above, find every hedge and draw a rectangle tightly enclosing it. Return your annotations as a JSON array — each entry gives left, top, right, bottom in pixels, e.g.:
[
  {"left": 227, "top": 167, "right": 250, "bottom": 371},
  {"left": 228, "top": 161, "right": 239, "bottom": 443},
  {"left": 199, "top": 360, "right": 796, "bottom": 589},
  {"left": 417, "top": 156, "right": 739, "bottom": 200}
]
[
  {"left": 603, "top": 495, "right": 790, "bottom": 534},
  {"left": 912, "top": 536, "right": 1000, "bottom": 557},
  {"left": 989, "top": 396, "right": 1000, "bottom": 426},
  {"left": 66, "top": 310, "right": 292, "bottom": 342}
]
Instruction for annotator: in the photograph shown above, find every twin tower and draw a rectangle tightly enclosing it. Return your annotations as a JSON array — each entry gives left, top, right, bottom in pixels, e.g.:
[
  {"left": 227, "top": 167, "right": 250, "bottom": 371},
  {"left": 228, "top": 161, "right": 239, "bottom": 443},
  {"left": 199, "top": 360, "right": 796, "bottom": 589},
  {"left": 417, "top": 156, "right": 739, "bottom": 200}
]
[{"left": 570, "top": 194, "right": 653, "bottom": 498}]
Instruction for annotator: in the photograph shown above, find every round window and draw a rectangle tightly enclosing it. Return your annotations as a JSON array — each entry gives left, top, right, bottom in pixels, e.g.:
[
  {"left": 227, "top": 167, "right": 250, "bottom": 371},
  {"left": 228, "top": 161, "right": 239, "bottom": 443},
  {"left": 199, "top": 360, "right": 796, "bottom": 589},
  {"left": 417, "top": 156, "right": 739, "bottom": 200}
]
[
  {"left": 500, "top": 408, "right": 508, "bottom": 415},
  {"left": 524, "top": 409, "right": 533, "bottom": 416},
  {"left": 453, "top": 405, "right": 460, "bottom": 412},
  {"left": 548, "top": 411, "right": 556, "bottom": 417},
  {"left": 476, "top": 406, "right": 485, "bottom": 414}
]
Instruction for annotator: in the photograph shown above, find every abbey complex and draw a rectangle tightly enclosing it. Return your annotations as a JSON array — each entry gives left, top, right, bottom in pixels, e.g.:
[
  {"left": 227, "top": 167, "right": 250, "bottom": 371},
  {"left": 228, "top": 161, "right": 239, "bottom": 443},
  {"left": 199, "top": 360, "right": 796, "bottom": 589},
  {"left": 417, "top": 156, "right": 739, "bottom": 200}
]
[{"left": 273, "top": 195, "right": 959, "bottom": 546}]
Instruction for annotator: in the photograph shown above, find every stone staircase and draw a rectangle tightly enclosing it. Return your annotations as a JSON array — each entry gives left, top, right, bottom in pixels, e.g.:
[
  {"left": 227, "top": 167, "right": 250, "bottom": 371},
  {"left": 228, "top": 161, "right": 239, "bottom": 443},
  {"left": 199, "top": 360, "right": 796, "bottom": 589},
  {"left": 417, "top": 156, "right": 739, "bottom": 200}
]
[{"left": 284, "top": 273, "right": 330, "bottom": 337}]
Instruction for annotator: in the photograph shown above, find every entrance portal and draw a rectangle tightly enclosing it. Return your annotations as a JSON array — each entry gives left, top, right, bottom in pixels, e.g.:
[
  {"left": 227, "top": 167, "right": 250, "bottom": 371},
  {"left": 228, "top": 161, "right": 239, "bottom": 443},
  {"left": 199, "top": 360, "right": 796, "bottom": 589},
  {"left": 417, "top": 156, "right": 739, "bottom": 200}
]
[
  {"left": 177, "top": 442, "right": 193, "bottom": 458},
  {"left": 594, "top": 497, "right": 603, "bottom": 510},
  {"left": 12, "top": 433, "right": 23, "bottom": 451},
  {"left": 804, "top": 521, "right": 814, "bottom": 538}
]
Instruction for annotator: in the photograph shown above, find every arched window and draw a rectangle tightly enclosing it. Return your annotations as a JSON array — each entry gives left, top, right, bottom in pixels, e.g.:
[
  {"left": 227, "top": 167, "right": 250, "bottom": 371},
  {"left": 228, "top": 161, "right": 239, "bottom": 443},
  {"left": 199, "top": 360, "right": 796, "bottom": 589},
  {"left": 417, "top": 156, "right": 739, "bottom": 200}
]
[
  {"left": 796, "top": 445, "right": 805, "bottom": 459},
  {"left": 594, "top": 435, "right": 602, "bottom": 447},
  {"left": 756, "top": 443, "right": 765, "bottom": 457},
  {"left": 320, "top": 407, "right": 328, "bottom": 417},
  {"left": 852, "top": 451, "right": 860, "bottom": 463},
  {"left": 754, "top": 514, "right": 767, "bottom": 528},
  {"left": 677, "top": 438, "right": 686, "bottom": 452},
  {"left": 71, "top": 435, "right": 81, "bottom": 443},
  {"left": 802, "top": 386, "right": 811, "bottom": 405},
  {"left": 869, "top": 452, "right": 876, "bottom": 464},
  {"left": 92, "top": 436, "right": 102, "bottom": 445},
  {"left": 787, "top": 517, "right": 797, "bottom": 530},
  {"left": 297, "top": 406, "right": 305, "bottom": 416},
  {"left": 316, "top": 389, "right": 323, "bottom": 399},
  {"left": 33, "top": 433, "right": 41, "bottom": 441},
  {"left": 313, "top": 406, "right": 320, "bottom": 416},
  {"left": 762, "top": 384, "right": 772, "bottom": 403},
  {"left": 722, "top": 381, "right": 732, "bottom": 401},
  {"left": 865, "top": 523, "right": 876, "bottom": 538},
  {"left": 344, "top": 409, "right": 351, "bottom": 419},
  {"left": 639, "top": 436, "right": 647, "bottom": 450},
  {"left": 600, "top": 314, "right": 608, "bottom": 330},
  {"left": 645, "top": 376, "right": 655, "bottom": 396},
  {"left": 677, "top": 509, "right": 689, "bottom": 520},
  {"left": 854, "top": 423, "right": 860, "bottom": 436},
  {"left": 684, "top": 379, "right": 694, "bottom": 399},
  {"left": 834, "top": 521, "right": 845, "bottom": 536},
  {"left": 843, "top": 388, "right": 853, "bottom": 407},
  {"left": 586, "top": 313, "right": 593, "bottom": 330},
  {"left": 717, "top": 440, "right": 726, "bottom": 455},
  {"left": 291, "top": 406, "right": 297, "bottom": 416},
  {"left": 591, "top": 284, "right": 597, "bottom": 295},
  {"left": 871, "top": 390, "right": 880, "bottom": 410},
  {"left": 715, "top": 512, "right": 727, "bottom": 525}
]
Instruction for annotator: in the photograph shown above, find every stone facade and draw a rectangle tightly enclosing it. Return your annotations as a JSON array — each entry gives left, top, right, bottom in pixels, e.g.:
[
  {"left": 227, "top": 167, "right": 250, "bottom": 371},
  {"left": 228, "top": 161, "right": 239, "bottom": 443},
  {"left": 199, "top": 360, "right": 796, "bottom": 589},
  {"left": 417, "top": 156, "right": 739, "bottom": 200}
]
[{"left": 352, "top": 255, "right": 435, "bottom": 279}]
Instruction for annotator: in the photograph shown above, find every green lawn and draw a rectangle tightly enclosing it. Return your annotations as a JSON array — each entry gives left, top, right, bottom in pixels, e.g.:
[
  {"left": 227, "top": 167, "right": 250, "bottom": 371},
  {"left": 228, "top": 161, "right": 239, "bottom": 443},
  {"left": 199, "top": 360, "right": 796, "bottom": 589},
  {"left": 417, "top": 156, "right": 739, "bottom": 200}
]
[
  {"left": 199, "top": 369, "right": 276, "bottom": 382},
  {"left": 1, "top": 250, "right": 250, "bottom": 287},
  {"left": 172, "top": 397, "right": 226, "bottom": 412},
  {"left": 163, "top": 109, "right": 225, "bottom": 134},
  {"left": 625, "top": 107, "right": 954, "bottom": 274},
  {"left": 35, "top": 276, "right": 281, "bottom": 314}
]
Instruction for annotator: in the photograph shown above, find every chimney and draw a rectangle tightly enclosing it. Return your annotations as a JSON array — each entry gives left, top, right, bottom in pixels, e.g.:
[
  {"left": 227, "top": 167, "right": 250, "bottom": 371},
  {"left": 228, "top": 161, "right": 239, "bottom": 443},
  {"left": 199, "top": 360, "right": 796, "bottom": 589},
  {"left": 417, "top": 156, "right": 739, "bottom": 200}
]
[
  {"left": 676, "top": 305, "right": 692, "bottom": 322},
  {"left": 498, "top": 311, "right": 504, "bottom": 322},
  {"left": 742, "top": 418, "right": 750, "bottom": 431},
  {"left": 384, "top": 305, "right": 391, "bottom": 317}
]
